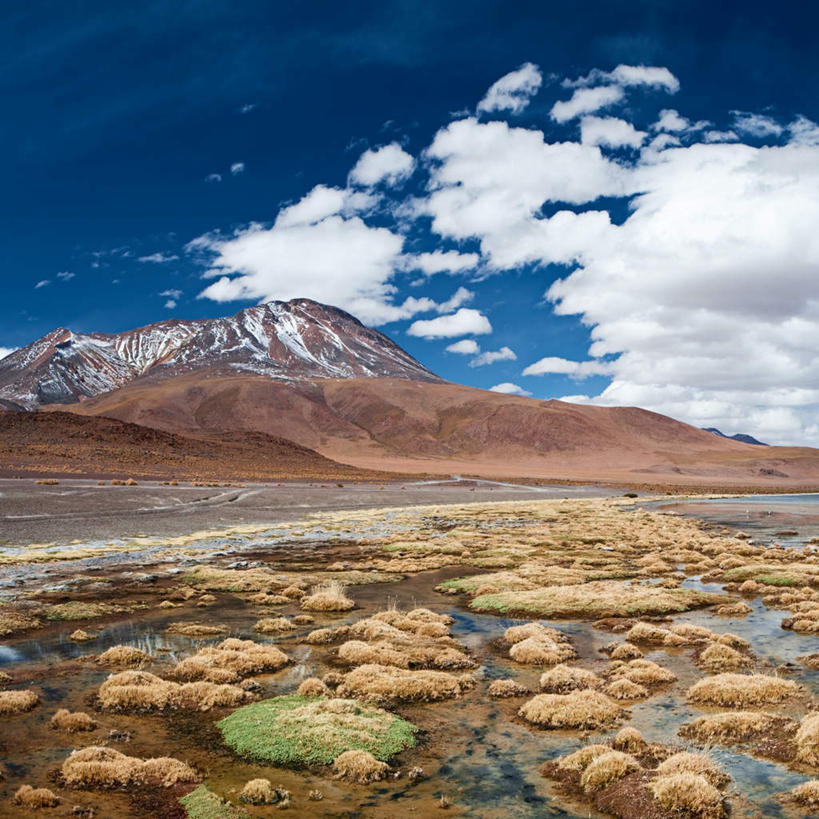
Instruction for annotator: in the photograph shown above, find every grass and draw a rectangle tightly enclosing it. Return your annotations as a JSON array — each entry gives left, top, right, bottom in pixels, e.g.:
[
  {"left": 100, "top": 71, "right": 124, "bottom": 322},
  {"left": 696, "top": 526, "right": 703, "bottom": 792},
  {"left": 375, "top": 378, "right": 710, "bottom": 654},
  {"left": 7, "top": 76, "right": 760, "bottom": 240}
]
[
  {"left": 50, "top": 708, "right": 97, "bottom": 732},
  {"left": 300, "top": 581, "right": 355, "bottom": 612},
  {"left": 179, "top": 785, "right": 250, "bottom": 819},
  {"left": 580, "top": 751, "right": 640, "bottom": 794},
  {"left": 217, "top": 695, "right": 418, "bottom": 766},
  {"left": 62, "top": 745, "right": 199, "bottom": 789},
  {"left": 539, "top": 665, "right": 601, "bottom": 694},
  {"left": 790, "top": 780, "right": 819, "bottom": 811},
  {"left": 12, "top": 785, "right": 61, "bottom": 808},
  {"left": 488, "top": 679, "right": 530, "bottom": 698},
  {"left": 172, "top": 638, "right": 289, "bottom": 683},
  {"left": 680, "top": 711, "right": 794, "bottom": 744},
  {"left": 469, "top": 581, "right": 724, "bottom": 618},
  {"left": 656, "top": 752, "right": 730, "bottom": 788},
  {"left": 338, "top": 663, "right": 471, "bottom": 703},
  {"left": 45, "top": 601, "right": 130, "bottom": 621},
  {"left": 96, "top": 645, "right": 149, "bottom": 667},
  {"left": 518, "top": 689, "right": 623, "bottom": 729},
  {"left": 696, "top": 642, "right": 752, "bottom": 673},
  {"left": 0, "top": 689, "right": 39, "bottom": 714},
  {"left": 650, "top": 773, "right": 725, "bottom": 819},
  {"left": 686, "top": 673, "right": 800, "bottom": 707},
  {"left": 332, "top": 750, "right": 392, "bottom": 783},
  {"left": 166, "top": 622, "right": 229, "bottom": 637},
  {"left": 795, "top": 712, "right": 819, "bottom": 766}
]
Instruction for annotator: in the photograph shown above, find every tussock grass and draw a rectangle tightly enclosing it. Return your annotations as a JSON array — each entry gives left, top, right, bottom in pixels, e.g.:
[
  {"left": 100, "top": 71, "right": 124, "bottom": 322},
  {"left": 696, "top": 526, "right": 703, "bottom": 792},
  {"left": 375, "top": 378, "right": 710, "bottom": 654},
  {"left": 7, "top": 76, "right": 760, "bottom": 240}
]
[
  {"left": 651, "top": 772, "right": 725, "bottom": 818},
  {"left": 166, "top": 622, "right": 229, "bottom": 637},
  {"left": 687, "top": 673, "right": 800, "bottom": 707},
  {"left": 217, "top": 695, "right": 417, "bottom": 766},
  {"left": 509, "top": 636, "right": 577, "bottom": 665},
  {"left": 239, "top": 779, "right": 282, "bottom": 805},
  {"left": 626, "top": 622, "right": 689, "bottom": 646},
  {"left": 605, "top": 678, "right": 649, "bottom": 700},
  {"left": 333, "top": 749, "right": 391, "bottom": 783},
  {"left": 612, "top": 726, "right": 646, "bottom": 753},
  {"left": 98, "top": 669, "right": 249, "bottom": 712},
  {"left": 12, "top": 785, "right": 60, "bottom": 808},
  {"left": 68, "top": 629, "right": 94, "bottom": 642},
  {"left": 46, "top": 601, "right": 129, "bottom": 621},
  {"left": 297, "top": 677, "right": 330, "bottom": 697},
  {"left": 609, "top": 642, "right": 643, "bottom": 660},
  {"left": 656, "top": 752, "right": 730, "bottom": 788},
  {"left": 471, "top": 581, "right": 723, "bottom": 619},
  {"left": 790, "top": 780, "right": 819, "bottom": 810},
  {"left": 696, "top": 642, "right": 752, "bottom": 673},
  {"left": 0, "top": 689, "right": 39, "bottom": 714},
  {"left": 799, "top": 653, "right": 819, "bottom": 670},
  {"left": 339, "top": 663, "right": 471, "bottom": 704},
  {"left": 488, "top": 679, "right": 530, "bottom": 698},
  {"left": 580, "top": 750, "right": 640, "bottom": 794},
  {"left": 610, "top": 658, "right": 676, "bottom": 686},
  {"left": 304, "top": 627, "right": 344, "bottom": 644},
  {"left": 301, "top": 581, "right": 355, "bottom": 612},
  {"left": 96, "top": 645, "right": 149, "bottom": 667},
  {"left": 253, "top": 617, "right": 295, "bottom": 634},
  {"left": 539, "top": 665, "right": 602, "bottom": 694},
  {"left": 50, "top": 708, "right": 96, "bottom": 732},
  {"left": 795, "top": 712, "right": 819, "bottom": 766},
  {"left": 680, "top": 711, "right": 794, "bottom": 744},
  {"left": 180, "top": 785, "right": 249, "bottom": 818},
  {"left": 518, "top": 689, "right": 623, "bottom": 730},
  {"left": 61, "top": 746, "right": 199, "bottom": 789},
  {"left": 172, "top": 638, "right": 289, "bottom": 683},
  {"left": 555, "top": 744, "right": 610, "bottom": 772}
]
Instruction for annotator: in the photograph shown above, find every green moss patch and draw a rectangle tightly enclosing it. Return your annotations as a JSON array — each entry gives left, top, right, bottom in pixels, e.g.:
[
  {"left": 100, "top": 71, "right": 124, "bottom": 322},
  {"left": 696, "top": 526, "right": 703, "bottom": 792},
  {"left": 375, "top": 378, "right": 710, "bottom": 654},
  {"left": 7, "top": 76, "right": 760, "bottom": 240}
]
[
  {"left": 217, "top": 695, "right": 418, "bottom": 767},
  {"left": 179, "top": 786, "right": 249, "bottom": 819}
]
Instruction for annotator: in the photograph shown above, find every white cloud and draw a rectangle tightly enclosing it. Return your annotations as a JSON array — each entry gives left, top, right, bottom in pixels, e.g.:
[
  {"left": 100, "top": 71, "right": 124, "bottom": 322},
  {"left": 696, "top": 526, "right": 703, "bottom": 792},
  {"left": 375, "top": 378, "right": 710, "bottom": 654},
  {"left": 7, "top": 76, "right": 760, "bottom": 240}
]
[
  {"left": 231, "top": 162, "right": 245, "bottom": 175},
  {"left": 34, "top": 279, "right": 49, "bottom": 289},
  {"left": 477, "top": 62, "right": 542, "bottom": 114},
  {"left": 407, "top": 250, "right": 479, "bottom": 276},
  {"left": 469, "top": 346, "right": 517, "bottom": 367},
  {"left": 653, "top": 109, "right": 689, "bottom": 132},
  {"left": 703, "top": 130, "right": 739, "bottom": 143},
  {"left": 489, "top": 382, "right": 531, "bottom": 396},
  {"left": 550, "top": 86, "right": 625, "bottom": 123},
  {"left": 580, "top": 116, "right": 646, "bottom": 148},
  {"left": 732, "top": 112, "right": 783, "bottom": 137},
  {"left": 446, "top": 338, "right": 480, "bottom": 354},
  {"left": 567, "top": 65, "right": 680, "bottom": 94},
  {"left": 407, "top": 308, "right": 492, "bottom": 339},
  {"left": 164, "top": 299, "right": 177, "bottom": 309},
  {"left": 0, "top": 347, "right": 17, "bottom": 360},
  {"left": 647, "top": 133, "right": 681, "bottom": 151},
  {"left": 349, "top": 143, "right": 415, "bottom": 187},
  {"left": 56, "top": 270, "right": 75, "bottom": 281},
  {"left": 160, "top": 289, "right": 182, "bottom": 299},
  {"left": 522, "top": 356, "right": 615, "bottom": 378},
  {"left": 789, "top": 115, "right": 819, "bottom": 145},
  {"left": 205, "top": 173, "right": 222, "bottom": 183},
  {"left": 239, "top": 103, "right": 256, "bottom": 114},
  {"left": 139, "top": 252, "right": 179, "bottom": 263},
  {"left": 436, "top": 286, "right": 474, "bottom": 313}
]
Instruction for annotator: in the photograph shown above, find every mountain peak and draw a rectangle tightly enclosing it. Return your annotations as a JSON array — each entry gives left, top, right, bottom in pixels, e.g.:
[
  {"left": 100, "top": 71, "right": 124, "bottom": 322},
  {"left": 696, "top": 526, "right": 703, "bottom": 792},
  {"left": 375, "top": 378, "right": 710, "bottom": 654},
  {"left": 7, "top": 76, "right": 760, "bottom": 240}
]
[{"left": 0, "top": 299, "right": 440, "bottom": 409}]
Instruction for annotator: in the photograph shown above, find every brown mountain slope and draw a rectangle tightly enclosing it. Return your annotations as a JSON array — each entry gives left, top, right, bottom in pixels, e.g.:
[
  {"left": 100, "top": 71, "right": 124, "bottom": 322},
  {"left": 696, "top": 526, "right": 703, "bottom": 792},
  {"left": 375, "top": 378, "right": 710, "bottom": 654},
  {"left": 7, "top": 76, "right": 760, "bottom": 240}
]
[
  {"left": 0, "top": 410, "right": 393, "bottom": 481},
  {"left": 58, "top": 375, "right": 819, "bottom": 489}
]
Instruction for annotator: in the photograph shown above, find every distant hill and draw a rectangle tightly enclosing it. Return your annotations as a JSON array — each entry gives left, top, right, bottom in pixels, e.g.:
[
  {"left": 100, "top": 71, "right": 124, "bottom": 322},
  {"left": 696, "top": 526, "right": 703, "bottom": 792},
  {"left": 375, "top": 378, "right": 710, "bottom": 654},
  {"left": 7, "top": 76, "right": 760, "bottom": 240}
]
[{"left": 703, "top": 428, "right": 768, "bottom": 446}]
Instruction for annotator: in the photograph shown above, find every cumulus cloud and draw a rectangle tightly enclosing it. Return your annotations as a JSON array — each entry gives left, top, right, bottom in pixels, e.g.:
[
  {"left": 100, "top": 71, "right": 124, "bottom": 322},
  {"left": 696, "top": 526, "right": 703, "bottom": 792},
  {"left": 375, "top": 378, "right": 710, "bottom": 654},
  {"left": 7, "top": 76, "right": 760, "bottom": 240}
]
[
  {"left": 56, "top": 270, "right": 75, "bottom": 281},
  {"left": 349, "top": 143, "right": 415, "bottom": 187},
  {"left": 408, "top": 250, "right": 479, "bottom": 276},
  {"left": 436, "top": 286, "right": 474, "bottom": 312},
  {"left": 653, "top": 109, "right": 690, "bottom": 132},
  {"left": 704, "top": 130, "right": 739, "bottom": 143},
  {"left": 160, "top": 289, "right": 182, "bottom": 299},
  {"left": 732, "top": 112, "right": 783, "bottom": 137},
  {"left": 139, "top": 252, "right": 179, "bottom": 263},
  {"left": 522, "top": 357, "right": 615, "bottom": 378},
  {"left": 469, "top": 346, "right": 517, "bottom": 367},
  {"left": 489, "top": 382, "right": 531, "bottom": 396},
  {"left": 550, "top": 86, "right": 625, "bottom": 123},
  {"left": 580, "top": 116, "right": 646, "bottom": 148},
  {"left": 407, "top": 308, "right": 492, "bottom": 338},
  {"left": 0, "top": 347, "right": 17, "bottom": 360},
  {"left": 567, "top": 64, "right": 680, "bottom": 93},
  {"left": 231, "top": 162, "right": 245, "bottom": 175},
  {"left": 477, "top": 62, "right": 542, "bottom": 114},
  {"left": 446, "top": 338, "right": 480, "bottom": 354}
]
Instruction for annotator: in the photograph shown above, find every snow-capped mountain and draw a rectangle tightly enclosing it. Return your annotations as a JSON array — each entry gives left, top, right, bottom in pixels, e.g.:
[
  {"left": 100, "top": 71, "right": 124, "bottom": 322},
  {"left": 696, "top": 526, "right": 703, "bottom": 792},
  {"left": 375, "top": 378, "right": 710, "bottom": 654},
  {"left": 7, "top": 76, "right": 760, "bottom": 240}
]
[{"left": 0, "top": 299, "right": 440, "bottom": 409}]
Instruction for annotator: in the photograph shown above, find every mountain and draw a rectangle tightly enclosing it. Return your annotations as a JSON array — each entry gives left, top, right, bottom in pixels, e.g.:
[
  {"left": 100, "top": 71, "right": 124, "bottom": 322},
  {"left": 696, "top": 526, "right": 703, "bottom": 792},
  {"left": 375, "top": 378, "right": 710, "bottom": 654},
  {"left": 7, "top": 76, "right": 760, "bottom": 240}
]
[
  {"left": 0, "top": 299, "right": 439, "bottom": 409},
  {"left": 3, "top": 298, "right": 819, "bottom": 489},
  {"left": 703, "top": 427, "right": 768, "bottom": 446}
]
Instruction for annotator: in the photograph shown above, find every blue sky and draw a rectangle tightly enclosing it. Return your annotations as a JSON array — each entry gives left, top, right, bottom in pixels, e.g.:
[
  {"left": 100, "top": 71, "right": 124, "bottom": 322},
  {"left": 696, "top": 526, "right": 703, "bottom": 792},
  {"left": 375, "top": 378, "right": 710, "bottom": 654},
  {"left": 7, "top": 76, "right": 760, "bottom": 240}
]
[{"left": 3, "top": 1, "right": 819, "bottom": 444}]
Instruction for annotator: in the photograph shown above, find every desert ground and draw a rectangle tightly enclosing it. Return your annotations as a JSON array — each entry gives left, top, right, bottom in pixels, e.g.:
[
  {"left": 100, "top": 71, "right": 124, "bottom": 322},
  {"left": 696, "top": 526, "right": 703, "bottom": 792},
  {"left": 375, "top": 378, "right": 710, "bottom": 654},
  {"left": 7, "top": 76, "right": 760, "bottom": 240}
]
[{"left": 2, "top": 480, "right": 819, "bottom": 818}]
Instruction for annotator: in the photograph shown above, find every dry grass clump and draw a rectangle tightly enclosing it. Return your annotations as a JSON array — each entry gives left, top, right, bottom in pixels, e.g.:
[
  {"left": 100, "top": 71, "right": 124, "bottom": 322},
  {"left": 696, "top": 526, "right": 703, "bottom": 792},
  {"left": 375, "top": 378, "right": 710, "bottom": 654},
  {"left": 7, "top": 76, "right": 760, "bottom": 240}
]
[
  {"left": 509, "top": 635, "right": 577, "bottom": 665},
  {"left": 626, "top": 621, "right": 689, "bottom": 647},
  {"left": 795, "top": 712, "right": 819, "bottom": 766},
  {"left": 696, "top": 642, "right": 752, "bottom": 673},
  {"left": 609, "top": 642, "right": 643, "bottom": 661},
  {"left": 580, "top": 750, "right": 640, "bottom": 793},
  {"left": 518, "top": 689, "right": 623, "bottom": 730},
  {"left": 61, "top": 746, "right": 199, "bottom": 789},
  {"left": 253, "top": 617, "right": 295, "bottom": 634},
  {"left": 555, "top": 744, "right": 611, "bottom": 772},
  {"left": 656, "top": 752, "right": 730, "bottom": 788},
  {"left": 96, "top": 645, "right": 149, "bottom": 667},
  {"left": 248, "top": 592, "right": 289, "bottom": 606},
  {"left": 610, "top": 658, "right": 676, "bottom": 686},
  {"left": 12, "top": 785, "right": 60, "bottom": 808},
  {"left": 680, "top": 711, "right": 794, "bottom": 744},
  {"left": 339, "top": 664, "right": 470, "bottom": 704},
  {"left": 297, "top": 677, "right": 330, "bottom": 697},
  {"left": 300, "top": 581, "right": 355, "bottom": 612},
  {"left": 172, "top": 638, "right": 289, "bottom": 683},
  {"left": 612, "top": 726, "right": 646, "bottom": 753},
  {"left": 0, "top": 689, "right": 39, "bottom": 714},
  {"left": 539, "top": 664, "right": 601, "bottom": 694},
  {"left": 332, "top": 749, "right": 391, "bottom": 783},
  {"left": 715, "top": 601, "right": 752, "bottom": 617},
  {"left": 790, "top": 780, "right": 819, "bottom": 810},
  {"left": 293, "top": 614, "right": 314, "bottom": 625},
  {"left": 98, "top": 669, "right": 249, "bottom": 712},
  {"left": 166, "top": 621, "right": 229, "bottom": 637},
  {"left": 304, "top": 627, "right": 343, "bottom": 644},
  {"left": 650, "top": 772, "right": 725, "bottom": 819},
  {"left": 240, "top": 778, "right": 278, "bottom": 805},
  {"left": 605, "top": 678, "right": 649, "bottom": 700},
  {"left": 69, "top": 629, "right": 94, "bottom": 642},
  {"left": 800, "top": 653, "right": 819, "bottom": 670},
  {"left": 50, "top": 708, "right": 96, "bottom": 732},
  {"left": 687, "top": 673, "right": 800, "bottom": 707},
  {"left": 488, "top": 679, "right": 530, "bottom": 698}
]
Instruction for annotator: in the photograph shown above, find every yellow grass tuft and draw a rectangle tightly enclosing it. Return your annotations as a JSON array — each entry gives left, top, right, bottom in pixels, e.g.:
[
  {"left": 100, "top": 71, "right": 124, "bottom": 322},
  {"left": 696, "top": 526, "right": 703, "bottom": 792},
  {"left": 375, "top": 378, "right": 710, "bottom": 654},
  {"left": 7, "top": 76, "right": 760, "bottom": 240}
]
[
  {"left": 253, "top": 617, "right": 296, "bottom": 634},
  {"left": 332, "top": 749, "right": 391, "bottom": 783},
  {"left": 50, "top": 708, "right": 96, "bottom": 732},
  {"left": 611, "top": 658, "right": 676, "bottom": 686},
  {"left": 172, "top": 639, "right": 289, "bottom": 683},
  {"left": 166, "top": 622, "right": 229, "bottom": 637},
  {"left": 580, "top": 750, "right": 640, "bottom": 794},
  {"left": 609, "top": 642, "right": 643, "bottom": 661},
  {"left": 681, "top": 710, "right": 793, "bottom": 744},
  {"left": 62, "top": 746, "right": 198, "bottom": 789},
  {"left": 795, "top": 712, "right": 819, "bottom": 766},
  {"left": 650, "top": 772, "right": 725, "bottom": 819},
  {"left": 518, "top": 689, "right": 623, "bottom": 730},
  {"left": 612, "top": 726, "right": 646, "bottom": 753},
  {"left": 790, "top": 780, "right": 819, "bottom": 810},
  {"left": 12, "top": 785, "right": 60, "bottom": 808},
  {"left": 240, "top": 778, "right": 277, "bottom": 805},
  {"left": 297, "top": 677, "right": 330, "bottom": 697},
  {"left": 555, "top": 744, "right": 610, "bottom": 772},
  {"left": 96, "top": 645, "right": 149, "bottom": 667},
  {"left": 0, "top": 689, "right": 39, "bottom": 715},
  {"left": 68, "top": 629, "right": 94, "bottom": 642},
  {"left": 656, "top": 752, "right": 730, "bottom": 788},
  {"left": 539, "top": 664, "right": 602, "bottom": 694},
  {"left": 488, "top": 679, "right": 530, "bottom": 698},
  {"left": 696, "top": 642, "right": 752, "bottom": 673},
  {"left": 301, "top": 581, "right": 355, "bottom": 612},
  {"left": 687, "top": 673, "right": 800, "bottom": 707},
  {"left": 509, "top": 636, "right": 577, "bottom": 665},
  {"left": 339, "top": 664, "right": 470, "bottom": 704},
  {"left": 605, "top": 678, "right": 649, "bottom": 700}
]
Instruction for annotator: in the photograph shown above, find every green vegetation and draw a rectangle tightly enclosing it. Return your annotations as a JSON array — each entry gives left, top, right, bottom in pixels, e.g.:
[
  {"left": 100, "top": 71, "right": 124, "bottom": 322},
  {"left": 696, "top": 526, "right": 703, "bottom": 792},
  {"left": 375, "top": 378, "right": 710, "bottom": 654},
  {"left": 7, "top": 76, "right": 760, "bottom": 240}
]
[
  {"left": 217, "top": 695, "right": 418, "bottom": 766},
  {"left": 179, "top": 786, "right": 249, "bottom": 819}
]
